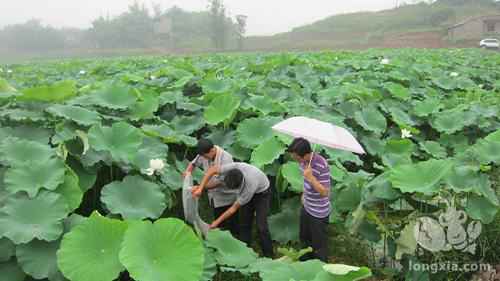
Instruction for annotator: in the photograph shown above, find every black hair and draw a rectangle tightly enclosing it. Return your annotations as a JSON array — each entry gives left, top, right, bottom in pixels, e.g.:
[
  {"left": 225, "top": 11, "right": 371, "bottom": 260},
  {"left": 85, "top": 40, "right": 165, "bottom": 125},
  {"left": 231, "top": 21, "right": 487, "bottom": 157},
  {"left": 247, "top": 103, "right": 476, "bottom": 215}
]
[
  {"left": 287, "top": 137, "right": 312, "bottom": 157},
  {"left": 224, "top": 169, "right": 244, "bottom": 190},
  {"left": 196, "top": 139, "right": 214, "bottom": 155}
]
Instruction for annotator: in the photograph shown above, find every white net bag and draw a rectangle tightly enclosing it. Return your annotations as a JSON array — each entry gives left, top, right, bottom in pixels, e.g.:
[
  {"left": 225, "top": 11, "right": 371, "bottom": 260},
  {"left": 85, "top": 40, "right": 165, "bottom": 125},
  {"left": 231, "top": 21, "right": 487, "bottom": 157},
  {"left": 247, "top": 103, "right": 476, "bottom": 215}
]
[{"left": 182, "top": 173, "right": 209, "bottom": 237}]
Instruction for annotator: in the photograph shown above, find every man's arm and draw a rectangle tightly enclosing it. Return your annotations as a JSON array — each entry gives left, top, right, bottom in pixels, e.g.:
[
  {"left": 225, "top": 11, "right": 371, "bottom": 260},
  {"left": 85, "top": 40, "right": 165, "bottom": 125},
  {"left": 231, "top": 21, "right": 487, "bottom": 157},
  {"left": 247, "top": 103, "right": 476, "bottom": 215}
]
[
  {"left": 192, "top": 165, "right": 220, "bottom": 197},
  {"left": 210, "top": 201, "right": 241, "bottom": 229},
  {"left": 304, "top": 167, "right": 329, "bottom": 198}
]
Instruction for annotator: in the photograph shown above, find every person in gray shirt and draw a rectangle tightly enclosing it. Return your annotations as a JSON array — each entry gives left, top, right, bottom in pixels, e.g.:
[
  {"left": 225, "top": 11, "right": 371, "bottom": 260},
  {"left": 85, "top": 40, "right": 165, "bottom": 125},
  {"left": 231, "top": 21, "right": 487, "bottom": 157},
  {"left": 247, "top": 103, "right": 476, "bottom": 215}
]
[
  {"left": 192, "top": 162, "right": 274, "bottom": 258},
  {"left": 184, "top": 139, "right": 239, "bottom": 238}
]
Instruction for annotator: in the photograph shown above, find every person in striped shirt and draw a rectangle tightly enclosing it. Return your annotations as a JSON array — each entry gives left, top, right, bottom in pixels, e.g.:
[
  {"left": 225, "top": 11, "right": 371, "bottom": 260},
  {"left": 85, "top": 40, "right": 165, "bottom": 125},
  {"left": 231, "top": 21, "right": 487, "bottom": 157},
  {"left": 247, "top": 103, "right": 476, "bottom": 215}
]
[{"left": 287, "top": 137, "right": 331, "bottom": 262}]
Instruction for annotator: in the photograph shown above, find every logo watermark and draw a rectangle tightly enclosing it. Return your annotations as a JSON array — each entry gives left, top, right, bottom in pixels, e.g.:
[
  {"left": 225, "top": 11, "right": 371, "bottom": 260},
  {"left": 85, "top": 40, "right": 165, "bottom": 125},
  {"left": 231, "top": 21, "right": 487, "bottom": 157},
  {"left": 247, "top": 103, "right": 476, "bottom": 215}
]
[
  {"left": 414, "top": 202, "right": 482, "bottom": 254},
  {"left": 410, "top": 260, "right": 492, "bottom": 274}
]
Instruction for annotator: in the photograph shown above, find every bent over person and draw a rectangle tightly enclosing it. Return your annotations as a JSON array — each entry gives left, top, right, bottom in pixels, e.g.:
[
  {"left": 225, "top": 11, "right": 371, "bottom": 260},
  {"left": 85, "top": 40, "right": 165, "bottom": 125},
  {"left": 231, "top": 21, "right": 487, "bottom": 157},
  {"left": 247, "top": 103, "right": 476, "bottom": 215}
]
[
  {"left": 184, "top": 139, "right": 239, "bottom": 238},
  {"left": 288, "top": 137, "right": 331, "bottom": 262},
  {"left": 192, "top": 162, "right": 274, "bottom": 258}
]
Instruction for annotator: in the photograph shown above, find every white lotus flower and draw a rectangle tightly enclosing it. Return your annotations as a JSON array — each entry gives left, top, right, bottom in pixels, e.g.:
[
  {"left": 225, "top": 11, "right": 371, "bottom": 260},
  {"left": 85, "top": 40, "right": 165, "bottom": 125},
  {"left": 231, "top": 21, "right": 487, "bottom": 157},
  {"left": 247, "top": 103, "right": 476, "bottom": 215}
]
[
  {"left": 149, "top": 159, "right": 165, "bottom": 170},
  {"left": 150, "top": 75, "right": 157, "bottom": 80},
  {"left": 7, "top": 69, "right": 13, "bottom": 73},
  {"left": 450, "top": 72, "right": 459, "bottom": 77},
  {"left": 143, "top": 159, "right": 165, "bottom": 176},
  {"left": 79, "top": 70, "right": 86, "bottom": 75},
  {"left": 479, "top": 84, "right": 484, "bottom": 89},
  {"left": 401, "top": 128, "right": 412, "bottom": 139},
  {"left": 380, "top": 58, "right": 390, "bottom": 65}
]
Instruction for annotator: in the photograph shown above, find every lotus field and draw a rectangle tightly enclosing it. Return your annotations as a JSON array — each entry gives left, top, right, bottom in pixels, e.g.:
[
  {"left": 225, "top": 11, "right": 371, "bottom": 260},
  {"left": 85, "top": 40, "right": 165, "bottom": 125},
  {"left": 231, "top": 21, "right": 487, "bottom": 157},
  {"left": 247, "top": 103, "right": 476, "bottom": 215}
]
[{"left": 0, "top": 49, "right": 499, "bottom": 281}]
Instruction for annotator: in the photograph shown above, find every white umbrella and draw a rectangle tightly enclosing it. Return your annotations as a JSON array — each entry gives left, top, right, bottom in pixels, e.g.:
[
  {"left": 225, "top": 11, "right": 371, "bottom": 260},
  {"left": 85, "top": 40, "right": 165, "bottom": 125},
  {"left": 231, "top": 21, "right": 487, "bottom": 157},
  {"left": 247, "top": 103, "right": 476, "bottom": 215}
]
[{"left": 272, "top": 116, "right": 366, "bottom": 155}]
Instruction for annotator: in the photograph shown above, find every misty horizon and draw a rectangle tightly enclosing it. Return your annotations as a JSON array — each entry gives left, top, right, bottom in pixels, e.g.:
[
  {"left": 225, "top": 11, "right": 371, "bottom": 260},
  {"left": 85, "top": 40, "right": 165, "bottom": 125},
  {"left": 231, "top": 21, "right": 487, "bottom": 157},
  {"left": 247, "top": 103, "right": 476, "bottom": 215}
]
[{"left": 0, "top": 0, "right": 425, "bottom": 36}]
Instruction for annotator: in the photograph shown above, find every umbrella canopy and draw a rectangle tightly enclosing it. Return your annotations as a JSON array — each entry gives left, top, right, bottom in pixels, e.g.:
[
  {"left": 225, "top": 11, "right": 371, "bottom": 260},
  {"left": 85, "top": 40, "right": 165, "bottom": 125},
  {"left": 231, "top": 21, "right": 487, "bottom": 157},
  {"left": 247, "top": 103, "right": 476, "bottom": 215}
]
[{"left": 272, "top": 116, "right": 366, "bottom": 154}]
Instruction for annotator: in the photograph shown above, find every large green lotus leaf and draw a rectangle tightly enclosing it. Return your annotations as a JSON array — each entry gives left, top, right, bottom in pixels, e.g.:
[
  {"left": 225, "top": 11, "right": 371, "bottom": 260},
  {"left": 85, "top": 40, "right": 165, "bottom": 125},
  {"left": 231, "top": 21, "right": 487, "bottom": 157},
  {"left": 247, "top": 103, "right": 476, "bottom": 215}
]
[
  {"left": 0, "top": 108, "right": 45, "bottom": 122},
  {"left": 335, "top": 186, "right": 361, "bottom": 212},
  {"left": 142, "top": 123, "right": 196, "bottom": 146},
  {"left": 354, "top": 106, "right": 387, "bottom": 134},
  {"left": 47, "top": 104, "right": 101, "bottom": 126},
  {"left": 365, "top": 172, "right": 401, "bottom": 201},
  {"left": 251, "top": 137, "right": 286, "bottom": 168},
  {"left": 389, "top": 159, "right": 453, "bottom": 194},
  {"left": 158, "top": 91, "right": 184, "bottom": 106},
  {"left": 0, "top": 191, "right": 67, "bottom": 244},
  {"left": 432, "top": 76, "right": 456, "bottom": 90},
  {"left": 128, "top": 92, "right": 159, "bottom": 121},
  {"left": 485, "top": 129, "right": 500, "bottom": 142},
  {"left": 268, "top": 200, "right": 300, "bottom": 243},
  {"left": 413, "top": 98, "right": 443, "bottom": 117},
  {"left": 419, "top": 141, "right": 447, "bottom": 159},
  {"left": 475, "top": 179, "right": 499, "bottom": 206},
  {"left": 395, "top": 221, "right": 417, "bottom": 260},
  {"left": 16, "top": 240, "right": 63, "bottom": 280},
  {"left": 281, "top": 162, "right": 303, "bottom": 193},
  {"left": 54, "top": 168, "right": 83, "bottom": 212},
  {"left": 384, "top": 82, "right": 411, "bottom": 101},
  {"left": 472, "top": 140, "right": 500, "bottom": 165},
  {"left": 0, "top": 78, "right": 18, "bottom": 92},
  {"left": 66, "top": 157, "right": 97, "bottom": 192},
  {"left": 314, "top": 265, "right": 372, "bottom": 281},
  {"left": 200, "top": 249, "right": 217, "bottom": 281},
  {"left": 251, "top": 259, "right": 324, "bottom": 281},
  {"left": 432, "top": 110, "right": 470, "bottom": 134},
  {"left": 5, "top": 158, "right": 66, "bottom": 198},
  {"left": 19, "top": 80, "right": 76, "bottom": 102},
  {"left": 237, "top": 117, "right": 281, "bottom": 148},
  {"left": 161, "top": 166, "right": 184, "bottom": 191},
  {"left": 57, "top": 213, "right": 127, "bottom": 281},
  {"left": 170, "top": 114, "right": 205, "bottom": 135},
  {"left": 1, "top": 138, "right": 55, "bottom": 166},
  {"left": 206, "top": 229, "right": 258, "bottom": 268},
  {"left": 388, "top": 107, "right": 416, "bottom": 126},
  {"left": 101, "top": 176, "right": 166, "bottom": 220},
  {"left": 204, "top": 93, "right": 240, "bottom": 125},
  {"left": 205, "top": 129, "right": 235, "bottom": 150},
  {"left": 0, "top": 125, "right": 51, "bottom": 144},
  {"left": 245, "top": 95, "right": 286, "bottom": 115},
  {"left": 89, "top": 83, "right": 137, "bottom": 110},
  {"left": 0, "top": 259, "right": 26, "bottom": 281},
  {"left": 119, "top": 219, "right": 204, "bottom": 281},
  {"left": 360, "top": 135, "right": 385, "bottom": 156},
  {"left": 0, "top": 238, "right": 15, "bottom": 262},
  {"left": 324, "top": 148, "right": 363, "bottom": 166},
  {"left": 201, "top": 79, "right": 232, "bottom": 95},
  {"left": 227, "top": 142, "right": 252, "bottom": 161},
  {"left": 381, "top": 139, "right": 415, "bottom": 167},
  {"left": 465, "top": 195, "right": 498, "bottom": 224},
  {"left": 444, "top": 165, "right": 486, "bottom": 193},
  {"left": 88, "top": 122, "right": 143, "bottom": 163},
  {"left": 132, "top": 136, "right": 169, "bottom": 171}
]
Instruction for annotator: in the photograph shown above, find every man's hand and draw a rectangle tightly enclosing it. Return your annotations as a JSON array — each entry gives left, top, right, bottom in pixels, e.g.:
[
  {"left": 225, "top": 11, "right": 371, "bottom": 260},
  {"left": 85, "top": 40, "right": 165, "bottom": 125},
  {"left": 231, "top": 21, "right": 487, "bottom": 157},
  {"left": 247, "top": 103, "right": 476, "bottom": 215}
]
[
  {"left": 209, "top": 222, "right": 219, "bottom": 229},
  {"left": 191, "top": 185, "right": 203, "bottom": 198},
  {"left": 304, "top": 167, "right": 315, "bottom": 182}
]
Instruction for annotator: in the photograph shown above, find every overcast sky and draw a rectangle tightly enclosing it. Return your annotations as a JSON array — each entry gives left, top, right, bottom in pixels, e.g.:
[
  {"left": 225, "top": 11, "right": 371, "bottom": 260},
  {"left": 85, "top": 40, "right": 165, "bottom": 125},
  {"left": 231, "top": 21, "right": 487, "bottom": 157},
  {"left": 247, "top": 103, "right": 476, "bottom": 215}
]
[{"left": 0, "top": 0, "right": 409, "bottom": 36}]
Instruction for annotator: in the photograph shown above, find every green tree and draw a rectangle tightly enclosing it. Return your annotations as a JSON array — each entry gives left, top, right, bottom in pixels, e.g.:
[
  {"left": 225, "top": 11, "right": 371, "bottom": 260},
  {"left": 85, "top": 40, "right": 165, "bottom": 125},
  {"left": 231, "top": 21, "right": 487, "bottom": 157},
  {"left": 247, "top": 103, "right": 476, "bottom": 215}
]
[
  {"left": 236, "top": 15, "right": 248, "bottom": 50},
  {"left": 208, "top": 0, "right": 227, "bottom": 50}
]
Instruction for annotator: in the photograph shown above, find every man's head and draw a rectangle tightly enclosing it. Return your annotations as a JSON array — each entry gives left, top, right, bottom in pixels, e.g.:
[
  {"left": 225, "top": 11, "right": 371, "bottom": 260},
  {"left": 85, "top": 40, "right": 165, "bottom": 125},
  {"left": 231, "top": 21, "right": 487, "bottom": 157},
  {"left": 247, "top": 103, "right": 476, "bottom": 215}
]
[
  {"left": 197, "top": 139, "right": 217, "bottom": 160},
  {"left": 224, "top": 169, "right": 244, "bottom": 190},
  {"left": 287, "top": 137, "right": 312, "bottom": 163}
]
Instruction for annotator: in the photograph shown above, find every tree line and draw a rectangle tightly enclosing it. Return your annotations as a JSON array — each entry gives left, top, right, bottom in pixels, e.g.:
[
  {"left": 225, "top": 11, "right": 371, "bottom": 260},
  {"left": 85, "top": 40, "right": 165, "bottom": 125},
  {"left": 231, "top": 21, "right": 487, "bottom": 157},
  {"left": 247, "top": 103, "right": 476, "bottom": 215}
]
[{"left": 0, "top": 0, "right": 247, "bottom": 53}]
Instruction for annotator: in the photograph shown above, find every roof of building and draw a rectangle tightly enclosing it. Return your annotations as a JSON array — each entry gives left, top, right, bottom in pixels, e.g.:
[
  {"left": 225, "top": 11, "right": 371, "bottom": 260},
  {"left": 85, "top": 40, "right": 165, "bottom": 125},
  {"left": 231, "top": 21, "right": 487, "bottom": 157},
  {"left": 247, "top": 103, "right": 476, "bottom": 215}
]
[{"left": 447, "top": 14, "right": 500, "bottom": 30}]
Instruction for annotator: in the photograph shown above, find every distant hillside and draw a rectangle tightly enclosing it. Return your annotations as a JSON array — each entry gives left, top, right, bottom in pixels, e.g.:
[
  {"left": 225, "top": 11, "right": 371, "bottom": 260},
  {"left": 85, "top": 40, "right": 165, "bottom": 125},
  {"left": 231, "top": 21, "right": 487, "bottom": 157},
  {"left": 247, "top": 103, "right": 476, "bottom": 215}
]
[{"left": 245, "top": 0, "right": 500, "bottom": 50}]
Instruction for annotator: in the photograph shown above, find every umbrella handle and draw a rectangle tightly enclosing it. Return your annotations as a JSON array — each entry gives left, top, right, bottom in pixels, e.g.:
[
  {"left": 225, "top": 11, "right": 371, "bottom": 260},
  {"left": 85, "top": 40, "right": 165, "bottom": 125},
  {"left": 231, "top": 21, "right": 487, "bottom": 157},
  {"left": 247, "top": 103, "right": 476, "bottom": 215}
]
[{"left": 307, "top": 144, "right": 317, "bottom": 168}]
